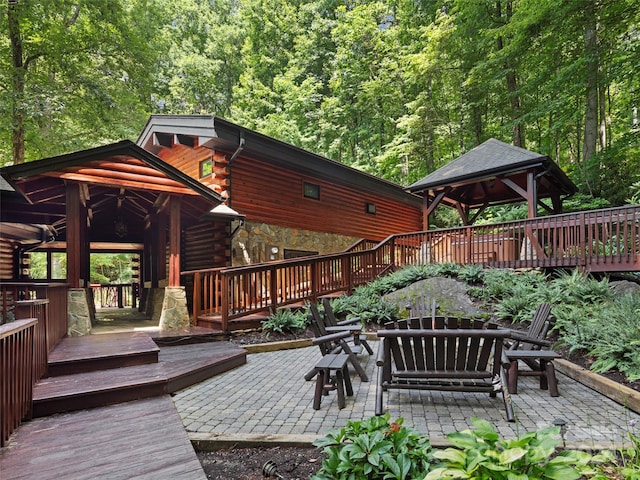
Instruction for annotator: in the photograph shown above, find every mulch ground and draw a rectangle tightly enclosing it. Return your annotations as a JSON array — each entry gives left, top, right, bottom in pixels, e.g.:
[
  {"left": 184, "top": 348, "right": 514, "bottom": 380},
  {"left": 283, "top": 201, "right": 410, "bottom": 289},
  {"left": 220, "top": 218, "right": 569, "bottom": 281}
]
[{"left": 197, "top": 445, "right": 323, "bottom": 480}]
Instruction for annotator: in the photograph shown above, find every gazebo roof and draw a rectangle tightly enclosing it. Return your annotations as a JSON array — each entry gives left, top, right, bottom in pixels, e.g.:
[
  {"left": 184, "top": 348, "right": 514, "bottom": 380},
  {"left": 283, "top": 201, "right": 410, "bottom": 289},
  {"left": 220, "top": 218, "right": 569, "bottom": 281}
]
[{"left": 407, "top": 138, "right": 576, "bottom": 210}]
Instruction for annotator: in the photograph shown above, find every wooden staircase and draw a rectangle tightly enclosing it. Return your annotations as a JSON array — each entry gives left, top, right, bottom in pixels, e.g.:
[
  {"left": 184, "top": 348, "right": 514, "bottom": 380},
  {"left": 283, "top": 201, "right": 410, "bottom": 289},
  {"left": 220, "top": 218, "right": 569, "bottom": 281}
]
[{"left": 32, "top": 331, "right": 247, "bottom": 417}]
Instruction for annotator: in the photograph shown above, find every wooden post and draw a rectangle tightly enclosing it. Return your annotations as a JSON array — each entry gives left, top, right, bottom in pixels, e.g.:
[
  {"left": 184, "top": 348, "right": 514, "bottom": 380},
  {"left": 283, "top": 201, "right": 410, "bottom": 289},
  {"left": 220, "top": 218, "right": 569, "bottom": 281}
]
[
  {"left": 527, "top": 171, "right": 537, "bottom": 219},
  {"left": 168, "top": 196, "right": 181, "bottom": 287},
  {"left": 422, "top": 194, "right": 430, "bottom": 231},
  {"left": 154, "top": 212, "right": 167, "bottom": 286},
  {"left": 66, "top": 183, "right": 81, "bottom": 288},
  {"left": 220, "top": 271, "right": 229, "bottom": 332}
]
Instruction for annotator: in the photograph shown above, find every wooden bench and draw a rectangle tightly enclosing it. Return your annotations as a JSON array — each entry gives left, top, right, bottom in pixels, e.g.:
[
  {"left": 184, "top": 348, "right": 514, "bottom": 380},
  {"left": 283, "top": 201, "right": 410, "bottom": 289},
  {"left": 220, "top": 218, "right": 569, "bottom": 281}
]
[
  {"left": 376, "top": 317, "right": 514, "bottom": 422},
  {"left": 503, "top": 350, "right": 560, "bottom": 397},
  {"left": 311, "top": 353, "right": 353, "bottom": 409}
]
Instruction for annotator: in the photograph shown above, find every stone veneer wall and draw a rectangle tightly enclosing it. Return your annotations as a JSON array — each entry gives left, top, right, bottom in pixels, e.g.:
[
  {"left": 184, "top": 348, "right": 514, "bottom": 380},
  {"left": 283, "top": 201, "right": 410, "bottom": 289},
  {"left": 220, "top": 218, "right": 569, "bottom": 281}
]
[{"left": 231, "top": 221, "right": 361, "bottom": 266}]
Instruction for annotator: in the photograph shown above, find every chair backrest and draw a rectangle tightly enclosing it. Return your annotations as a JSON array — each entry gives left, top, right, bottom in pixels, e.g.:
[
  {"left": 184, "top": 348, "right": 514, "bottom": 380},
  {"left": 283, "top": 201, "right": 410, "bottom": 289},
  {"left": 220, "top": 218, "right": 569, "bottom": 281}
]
[
  {"left": 321, "top": 298, "right": 339, "bottom": 327},
  {"left": 381, "top": 317, "right": 504, "bottom": 375},
  {"left": 308, "top": 302, "right": 329, "bottom": 337},
  {"left": 521, "top": 303, "right": 554, "bottom": 350}
]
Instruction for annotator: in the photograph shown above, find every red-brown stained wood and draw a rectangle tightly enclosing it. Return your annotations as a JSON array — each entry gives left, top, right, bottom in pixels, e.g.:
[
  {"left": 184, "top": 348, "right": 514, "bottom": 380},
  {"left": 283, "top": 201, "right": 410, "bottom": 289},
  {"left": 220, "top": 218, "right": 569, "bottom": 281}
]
[
  {"left": 154, "top": 144, "right": 422, "bottom": 241},
  {"left": 0, "top": 396, "right": 207, "bottom": 479},
  {"left": 65, "top": 183, "right": 81, "bottom": 288},
  {"left": 231, "top": 156, "right": 421, "bottom": 239}
]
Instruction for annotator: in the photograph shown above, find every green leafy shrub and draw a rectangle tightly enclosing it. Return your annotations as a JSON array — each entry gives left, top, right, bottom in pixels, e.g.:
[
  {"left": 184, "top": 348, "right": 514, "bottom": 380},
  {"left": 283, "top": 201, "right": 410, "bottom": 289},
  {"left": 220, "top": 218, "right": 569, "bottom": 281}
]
[
  {"left": 613, "top": 420, "right": 640, "bottom": 479},
  {"left": 261, "top": 308, "right": 308, "bottom": 336},
  {"left": 330, "top": 293, "right": 400, "bottom": 325},
  {"left": 425, "top": 418, "right": 603, "bottom": 480},
  {"left": 558, "top": 294, "right": 640, "bottom": 381},
  {"left": 457, "top": 264, "right": 485, "bottom": 284},
  {"left": 312, "top": 414, "right": 433, "bottom": 480}
]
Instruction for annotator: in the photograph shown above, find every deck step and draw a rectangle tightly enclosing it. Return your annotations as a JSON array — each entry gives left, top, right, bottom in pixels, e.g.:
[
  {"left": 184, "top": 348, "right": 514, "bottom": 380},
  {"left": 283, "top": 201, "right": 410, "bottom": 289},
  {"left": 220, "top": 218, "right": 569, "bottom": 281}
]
[
  {"left": 33, "top": 341, "right": 247, "bottom": 417},
  {"left": 46, "top": 332, "right": 160, "bottom": 376},
  {"left": 197, "top": 312, "right": 270, "bottom": 332}
]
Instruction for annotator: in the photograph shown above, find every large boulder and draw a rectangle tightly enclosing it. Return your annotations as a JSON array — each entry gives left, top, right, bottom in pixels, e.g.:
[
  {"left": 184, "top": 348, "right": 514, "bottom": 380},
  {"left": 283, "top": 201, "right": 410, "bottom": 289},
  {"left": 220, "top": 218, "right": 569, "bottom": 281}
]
[{"left": 383, "top": 277, "right": 486, "bottom": 318}]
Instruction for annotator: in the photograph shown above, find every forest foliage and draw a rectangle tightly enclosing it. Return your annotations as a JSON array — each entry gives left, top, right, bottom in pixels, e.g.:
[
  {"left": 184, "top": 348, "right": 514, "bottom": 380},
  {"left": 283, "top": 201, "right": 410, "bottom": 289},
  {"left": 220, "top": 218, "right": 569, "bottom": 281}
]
[{"left": 2, "top": 0, "right": 639, "bottom": 205}]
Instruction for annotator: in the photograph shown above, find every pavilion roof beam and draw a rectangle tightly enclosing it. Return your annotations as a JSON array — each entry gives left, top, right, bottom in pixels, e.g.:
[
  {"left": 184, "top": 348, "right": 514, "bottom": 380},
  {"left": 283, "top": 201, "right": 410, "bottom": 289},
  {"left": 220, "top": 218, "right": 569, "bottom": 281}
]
[{"left": 42, "top": 172, "right": 200, "bottom": 196}]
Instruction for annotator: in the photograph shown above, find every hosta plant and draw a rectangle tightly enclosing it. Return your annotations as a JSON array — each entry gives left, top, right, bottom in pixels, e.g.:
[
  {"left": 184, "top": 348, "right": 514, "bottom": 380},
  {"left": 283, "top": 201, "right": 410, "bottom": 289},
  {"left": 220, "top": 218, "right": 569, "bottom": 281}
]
[
  {"left": 424, "top": 418, "right": 603, "bottom": 480},
  {"left": 312, "top": 414, "right": 433, "bottom": 479}
]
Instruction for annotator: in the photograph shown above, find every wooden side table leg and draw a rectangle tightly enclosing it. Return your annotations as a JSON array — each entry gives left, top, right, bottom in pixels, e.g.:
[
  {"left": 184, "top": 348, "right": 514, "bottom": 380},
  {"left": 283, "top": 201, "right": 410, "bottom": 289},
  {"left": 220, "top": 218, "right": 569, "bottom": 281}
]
[
  {"left": 343, "top": 365, "right": 353, "bottom": 397},
  {"left": 508, "top": 360, "right": 519, "bottom": 394},
  {"left": 313, "top": 370, "right": 324, "bottom": 410},
  {"left": 335, "top": 369, "right": 346, "bottom": 409},
  {"left": 546, "top": 361, "right": 559, "bottom": 397},
  {"left": 539, "top": 359, "right": 549, "bottom": 390}
]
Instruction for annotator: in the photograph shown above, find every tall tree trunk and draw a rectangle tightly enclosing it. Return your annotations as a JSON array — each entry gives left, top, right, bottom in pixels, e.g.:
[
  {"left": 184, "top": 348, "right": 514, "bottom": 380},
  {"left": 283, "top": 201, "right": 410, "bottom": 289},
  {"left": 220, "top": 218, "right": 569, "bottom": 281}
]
[
  {"left": 598, "top": 75, "right": 607, "bottom": 149},
  {"left": 583, "top": 2, "right": 598, "bottom": 163},
  {"left": 496, "top": 1, "right": 525, "bottom": 147},
  {"left": 7, "top": 0, "right": 26, "bottom": 164},
  {"left": 425, "top": 76, "right": 434, "bottom": 172}
]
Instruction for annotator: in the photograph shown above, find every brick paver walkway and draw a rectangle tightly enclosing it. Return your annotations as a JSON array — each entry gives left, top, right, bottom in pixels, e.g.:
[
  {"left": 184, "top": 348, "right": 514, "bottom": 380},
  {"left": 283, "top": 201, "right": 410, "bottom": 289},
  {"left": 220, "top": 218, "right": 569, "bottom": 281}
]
[{"left": 172, "top": 342, "right": 640, "bottom": 447}]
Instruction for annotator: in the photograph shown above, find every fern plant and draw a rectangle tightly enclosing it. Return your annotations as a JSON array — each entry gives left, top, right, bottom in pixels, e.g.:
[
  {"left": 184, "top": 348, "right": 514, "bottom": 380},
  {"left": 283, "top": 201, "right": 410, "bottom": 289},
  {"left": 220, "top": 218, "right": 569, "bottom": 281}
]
[{"left": 261, "top": 308, "right": 308, "bottom": 337}]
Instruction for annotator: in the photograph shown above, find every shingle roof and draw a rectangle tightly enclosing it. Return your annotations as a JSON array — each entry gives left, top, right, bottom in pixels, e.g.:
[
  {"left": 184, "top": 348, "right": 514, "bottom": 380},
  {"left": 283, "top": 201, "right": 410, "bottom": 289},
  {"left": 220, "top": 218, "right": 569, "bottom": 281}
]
[{"left": 407, "top": 138, "right": 574, "bottom": 194}]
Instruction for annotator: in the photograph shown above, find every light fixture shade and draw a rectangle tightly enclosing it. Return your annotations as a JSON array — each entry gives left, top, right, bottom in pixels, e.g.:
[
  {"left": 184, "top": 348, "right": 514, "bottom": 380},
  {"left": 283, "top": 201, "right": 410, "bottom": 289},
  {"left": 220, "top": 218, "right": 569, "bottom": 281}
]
[{"left": 208, "top": 203, "right": 245, "bottom": 220}]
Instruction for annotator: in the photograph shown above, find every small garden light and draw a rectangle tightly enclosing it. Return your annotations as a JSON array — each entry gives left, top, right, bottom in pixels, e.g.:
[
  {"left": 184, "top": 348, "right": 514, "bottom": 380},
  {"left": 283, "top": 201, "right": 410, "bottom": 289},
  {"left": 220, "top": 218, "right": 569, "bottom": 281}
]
[
  {"left": 553, "top": 418, "right": 567, "bottom": 447},
  {"left": 262, "top": 460, "right": 285, "bottom": 479}
]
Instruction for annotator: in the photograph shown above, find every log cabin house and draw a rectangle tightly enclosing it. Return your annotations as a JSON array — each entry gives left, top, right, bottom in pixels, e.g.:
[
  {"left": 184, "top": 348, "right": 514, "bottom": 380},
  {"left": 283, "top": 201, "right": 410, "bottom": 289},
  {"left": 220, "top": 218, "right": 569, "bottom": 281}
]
[
  {"left": 137, "top": 115, "right": 423, "bottom": 267},
  {"left": 1, "top": 116, "right": 422, "bottom": 332}
]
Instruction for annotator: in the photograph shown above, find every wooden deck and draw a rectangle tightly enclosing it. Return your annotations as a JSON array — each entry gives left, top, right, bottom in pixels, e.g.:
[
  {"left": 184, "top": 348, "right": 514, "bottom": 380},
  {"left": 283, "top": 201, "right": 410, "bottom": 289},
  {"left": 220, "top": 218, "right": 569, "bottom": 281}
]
[
  {"left": 32, "top": 332, "right": 247, "bottom": 417},
  {"left": 0, "top": 396, "right": 207, "bottom": 479},
  {"left": 47, "top": 332, "right": 160, "bottom": 376}
]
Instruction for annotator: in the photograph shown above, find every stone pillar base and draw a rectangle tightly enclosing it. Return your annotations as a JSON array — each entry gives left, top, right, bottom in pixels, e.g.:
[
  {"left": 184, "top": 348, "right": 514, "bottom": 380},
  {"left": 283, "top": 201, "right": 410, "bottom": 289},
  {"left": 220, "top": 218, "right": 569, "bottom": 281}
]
[
  {"left": 67, "top": 288, "right": 95, "bottom": 336},
  {"left": 159, "top": 286, "right": 191, "bottom": 330}
]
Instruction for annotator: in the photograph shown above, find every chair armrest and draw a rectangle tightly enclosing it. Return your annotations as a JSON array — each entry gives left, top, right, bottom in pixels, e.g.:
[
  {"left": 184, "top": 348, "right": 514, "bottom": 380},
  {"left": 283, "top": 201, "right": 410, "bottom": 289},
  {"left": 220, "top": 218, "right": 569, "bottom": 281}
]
[
  {"left": 312, "top": 331, "right": 352, "bottom": 346},
  {"left": 337, "top": 316, "right": 361, "bottom": 326},
  {"left": 508, "top": 331, "right": 552, "bottom": 348},
  {"left": 325, "top": 325, "right": 362, "bottom": 333},
  {"left": 376, "top": 340, "right": 386, "bottom": 367}
]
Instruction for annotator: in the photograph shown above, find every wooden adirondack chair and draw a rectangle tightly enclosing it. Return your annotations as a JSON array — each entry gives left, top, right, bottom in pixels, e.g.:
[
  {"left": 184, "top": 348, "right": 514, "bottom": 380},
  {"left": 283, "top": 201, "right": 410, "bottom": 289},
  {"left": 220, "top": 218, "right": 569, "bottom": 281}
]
[
  {"left": 506, "top": 303, "right": 555, "bottom": 353},
  {"left": 502, "top": 303, "right": 560, "bottom": 396},
  {"left": 321, "top": 298, "right": 374, "bottom": 355},
  {"left": 305, "top": 303, "right": 369, "bottom": 381},
  {"left": 376, "top": 316, "right": 515, "bottom": 422}
]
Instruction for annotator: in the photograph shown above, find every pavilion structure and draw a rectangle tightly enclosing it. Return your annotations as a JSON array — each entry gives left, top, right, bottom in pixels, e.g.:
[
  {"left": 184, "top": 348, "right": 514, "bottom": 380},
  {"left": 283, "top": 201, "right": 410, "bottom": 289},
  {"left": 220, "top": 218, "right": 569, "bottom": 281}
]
[{"left": 407, "top": 139, "right": 577, "bottom": 230}]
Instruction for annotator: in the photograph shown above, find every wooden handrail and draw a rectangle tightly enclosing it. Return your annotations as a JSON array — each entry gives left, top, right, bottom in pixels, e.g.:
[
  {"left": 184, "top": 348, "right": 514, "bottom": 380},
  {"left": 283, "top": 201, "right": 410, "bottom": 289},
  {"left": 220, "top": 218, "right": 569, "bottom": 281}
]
[
  {"left": 0, "top": 318, "right": 37, "bottom": 447},
  {"left": 184, "top": 205, "right": 640, "bottom": 332}
]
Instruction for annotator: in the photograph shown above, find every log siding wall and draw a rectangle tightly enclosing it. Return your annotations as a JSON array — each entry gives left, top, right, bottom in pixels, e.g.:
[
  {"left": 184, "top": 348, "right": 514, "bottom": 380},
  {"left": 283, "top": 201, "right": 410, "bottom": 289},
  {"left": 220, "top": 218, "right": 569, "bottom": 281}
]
[{"left": 156, "top": 144, "right": 422, "bottom": 243}]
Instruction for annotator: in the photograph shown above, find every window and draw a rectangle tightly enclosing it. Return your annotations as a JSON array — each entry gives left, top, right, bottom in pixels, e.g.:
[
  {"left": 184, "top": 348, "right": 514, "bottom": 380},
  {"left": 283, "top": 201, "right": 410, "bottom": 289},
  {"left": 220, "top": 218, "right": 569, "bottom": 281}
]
[
  {"left": 366, "top": 203, "right": 377, "bottom": 215},
  {"left": 199, "top": 157, "right": 213, "bottom": 178},
  {"left": 303, "top": 182, "right": 320, "bottom": 200}
]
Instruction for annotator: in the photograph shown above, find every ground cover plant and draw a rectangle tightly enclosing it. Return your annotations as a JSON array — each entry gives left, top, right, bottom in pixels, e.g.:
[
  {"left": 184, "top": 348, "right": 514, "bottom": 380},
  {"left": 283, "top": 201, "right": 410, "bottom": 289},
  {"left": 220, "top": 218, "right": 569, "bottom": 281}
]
[
  {"left": 311, "top": 414, "right": 433, "bottom": 480},
  {"left": 328, "top": 264, "right": 640, "bottom": 387},
  {"left": 261, "top": 307, "right": 309, "bottom": 336},
  {"left": 309, "top": 415, "right": 626, "bottom": 479}
]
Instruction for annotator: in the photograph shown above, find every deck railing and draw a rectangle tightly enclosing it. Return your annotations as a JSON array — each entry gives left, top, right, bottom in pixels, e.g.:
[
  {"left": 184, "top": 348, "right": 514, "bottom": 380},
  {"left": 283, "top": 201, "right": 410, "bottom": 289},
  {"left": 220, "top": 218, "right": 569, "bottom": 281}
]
[
  {"left": 185, "top": 205, "right": 639, "bottom": 331},
  {"left": 0, "top": 318, "right": 36, "bottom": 447},
  {"left": 0, "top": 283, "right": 68, "bottom": 445}
]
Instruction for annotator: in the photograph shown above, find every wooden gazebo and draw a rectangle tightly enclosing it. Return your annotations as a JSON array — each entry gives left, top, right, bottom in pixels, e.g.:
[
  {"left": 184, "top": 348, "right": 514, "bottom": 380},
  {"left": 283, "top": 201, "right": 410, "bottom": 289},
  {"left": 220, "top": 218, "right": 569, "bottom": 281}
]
[
  {"left": 0, "top": 140, "right": 233, "bottom": 331},
  {"left": 407, "top": 139, "right": 577, "bottom": 229}
]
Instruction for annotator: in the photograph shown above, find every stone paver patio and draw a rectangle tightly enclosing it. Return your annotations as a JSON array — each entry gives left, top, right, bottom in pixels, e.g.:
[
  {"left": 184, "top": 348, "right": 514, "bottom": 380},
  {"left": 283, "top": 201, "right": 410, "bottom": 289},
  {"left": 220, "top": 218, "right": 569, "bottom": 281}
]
[{"left": 172, "top": 341, "right": 640, "bottom": 448}]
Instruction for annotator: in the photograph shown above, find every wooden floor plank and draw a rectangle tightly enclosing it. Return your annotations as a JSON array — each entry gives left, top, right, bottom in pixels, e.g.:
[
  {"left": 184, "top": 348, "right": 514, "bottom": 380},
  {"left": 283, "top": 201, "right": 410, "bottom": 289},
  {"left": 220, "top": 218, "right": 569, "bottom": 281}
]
[
  {"left": 0, "top": 397, "right": 206, "bottom": 480},
  {"left": 48, "top": 332, "right": 159, "bottom": 363},
  {"left": 32, "top": 338, "right": 247, "bottom": 416},
  {"left": 47, "top": 332, "right": 160, "bottom": 376}
]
